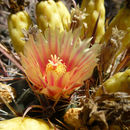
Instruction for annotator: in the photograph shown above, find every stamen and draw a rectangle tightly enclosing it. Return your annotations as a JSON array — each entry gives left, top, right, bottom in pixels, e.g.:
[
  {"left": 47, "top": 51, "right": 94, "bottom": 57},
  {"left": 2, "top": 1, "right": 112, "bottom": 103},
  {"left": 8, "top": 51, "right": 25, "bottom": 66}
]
[{"left": 46, "top": 55, "right": 66, "bottom": 76}]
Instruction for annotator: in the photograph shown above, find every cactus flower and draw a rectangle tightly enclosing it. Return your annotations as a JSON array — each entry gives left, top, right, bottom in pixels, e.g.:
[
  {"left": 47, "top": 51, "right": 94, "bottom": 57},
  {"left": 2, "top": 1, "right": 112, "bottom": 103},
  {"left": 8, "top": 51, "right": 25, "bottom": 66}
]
[{"left": 21, "top": 29, "right": 99, "bottom": 99}]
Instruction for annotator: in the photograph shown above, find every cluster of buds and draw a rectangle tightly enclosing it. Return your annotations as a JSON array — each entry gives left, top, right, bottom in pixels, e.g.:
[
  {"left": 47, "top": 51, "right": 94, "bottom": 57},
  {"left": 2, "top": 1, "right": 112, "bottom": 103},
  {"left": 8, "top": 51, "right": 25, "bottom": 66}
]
[{"left": 8, "top": 0, "right": 71, "bottom": 53}]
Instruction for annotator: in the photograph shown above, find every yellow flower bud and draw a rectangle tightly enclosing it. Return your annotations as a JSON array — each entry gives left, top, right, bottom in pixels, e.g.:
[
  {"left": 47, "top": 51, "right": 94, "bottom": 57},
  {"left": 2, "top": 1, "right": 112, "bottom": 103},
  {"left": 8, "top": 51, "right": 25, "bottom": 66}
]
[
  {"left": 0, "top": 117, "right": 54, "bottom": 130},
  {"left": 8, "top": 11, "right": 32, "bottom": 52},
  {"left": 36, "top": 0, "right": 70, "bottom": 32},
  {"left": 96, "top": 69, "right": 130, "bottom": 96},
  {"left": 56, "top": 1, "right": 71, "bottom": 30},
  {"left": 81, "top": 0, "right": 105, "bottom": 43}
]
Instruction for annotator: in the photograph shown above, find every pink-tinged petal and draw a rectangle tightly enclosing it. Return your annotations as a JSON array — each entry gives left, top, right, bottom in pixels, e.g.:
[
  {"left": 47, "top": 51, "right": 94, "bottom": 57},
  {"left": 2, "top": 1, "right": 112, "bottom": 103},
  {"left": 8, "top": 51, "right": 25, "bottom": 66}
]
[
  {"left": 78, "top": 53, "right": 96, "bottom": 71},
  {"left": 47, "top": 87, "right": 62, "bottom": 99},
  {"left": 47, "top": 88, "right": 57, "bottom": 98},
  {"left": 63, "top": 83, "right": 82, "bottom": 98},
  {"left": 45, "top": 29, "right": 59, "bottom": 56},
  {"left": 46, "top": 71, "right": 57, "bottom": 86},
  {"left": 70, "top": 61, "right": 96, "bottom": 83},
  {"left": 50, "top": 74, "right": 54, "bottom": 86},
  {"left": 56, "top": 72, "right": 70, "bottom": 89},
  {"left": 57, "top": 76, "right": 64, "bottom": 88},
  {"left": 60, "top": 32, "right": 73, "bottom": 64},
  {"left": 54, "top": 34, "right": 58, "bottom": 55},
  {"left": 21, "top": 56, "right": 43, "bottom": 86},
  {"left": 32, "top": 42, "right": 45, "bottom": 74},
  {"left": 36, "top": 33, "right": 50, "bottom": 65},
  {"left": 67, "top": 45, "right": 87, "bottom": 70},
  {"left": 23, "top": 37, "right": 45, "bottom": 75}
]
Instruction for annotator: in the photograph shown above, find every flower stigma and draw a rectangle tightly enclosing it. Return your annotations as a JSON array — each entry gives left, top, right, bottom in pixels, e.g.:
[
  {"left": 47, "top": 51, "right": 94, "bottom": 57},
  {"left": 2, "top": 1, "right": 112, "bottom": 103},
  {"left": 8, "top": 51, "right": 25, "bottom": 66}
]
[{"left": 46, "top": 55, "right": 66, "bottom": 76}]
